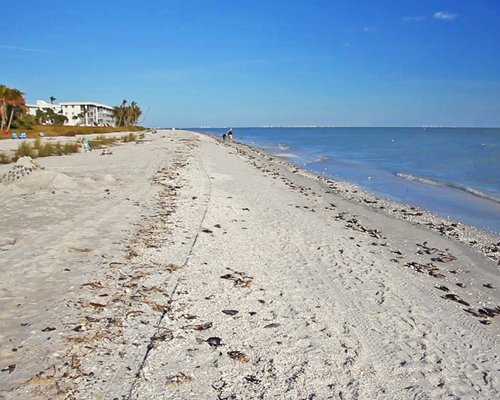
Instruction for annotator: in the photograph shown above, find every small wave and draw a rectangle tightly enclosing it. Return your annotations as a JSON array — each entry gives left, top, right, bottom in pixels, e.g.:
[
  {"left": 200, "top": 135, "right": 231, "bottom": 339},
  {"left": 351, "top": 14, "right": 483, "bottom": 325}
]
[
  {"left": 396, "top": 173, "right": 500, "bottom": 204},
  {"left": 314, "top": 155, "right": 329, "bottom": 162},
  {"left": 277, "top": 143, "right": 290, "bottom": 150},
  {"left": 274, "top": 152, "right": 300, "bottom": 158}
]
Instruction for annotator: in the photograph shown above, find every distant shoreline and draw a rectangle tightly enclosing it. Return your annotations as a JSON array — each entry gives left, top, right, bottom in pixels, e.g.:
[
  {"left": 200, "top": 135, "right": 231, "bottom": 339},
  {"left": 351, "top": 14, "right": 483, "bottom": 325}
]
[{"left": 189, "top": 126, "right": 500, "bottom": 129}]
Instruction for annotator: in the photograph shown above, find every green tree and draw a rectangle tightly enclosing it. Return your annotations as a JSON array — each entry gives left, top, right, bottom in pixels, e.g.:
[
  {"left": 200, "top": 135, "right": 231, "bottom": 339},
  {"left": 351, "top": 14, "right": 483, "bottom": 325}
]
[
  {"left": 36, "top": 108, "right": 68, "bottom": 126},
  {"left": 10, "top": 112, "right": 36, "bottom": 129},
  {"left": 112, "top": 100, "right": 142, "bottom": 126},
  {"left": 129, "top": 101, "right": 142, "bottom": 125},
  {"left": 0, "top": 84, "right": 27, "bottom": 131}
]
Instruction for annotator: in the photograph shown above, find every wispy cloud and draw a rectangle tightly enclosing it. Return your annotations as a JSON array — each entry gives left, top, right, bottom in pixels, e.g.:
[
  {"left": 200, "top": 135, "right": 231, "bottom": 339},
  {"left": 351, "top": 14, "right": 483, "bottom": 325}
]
[
  {"left": 0, "top": 44, "right": 47, "bottom": 53},
  {"left": 433, "top": 11, "right": 458, "bottom": 20},
  {"left": 402, "top": 16, "right": 427, "bottom": 22},
  {"left": 403, "top": 11, "right": 457, "bottom": 22}
]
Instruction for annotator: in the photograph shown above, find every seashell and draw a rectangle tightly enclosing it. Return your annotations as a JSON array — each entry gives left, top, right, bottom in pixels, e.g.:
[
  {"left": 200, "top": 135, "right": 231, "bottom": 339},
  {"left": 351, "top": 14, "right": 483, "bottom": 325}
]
[
  {"left": 165, "top": 372, "right": 193, "bottom": 387},
  {"left": 227, "top": 351, "right": 250, "bottom": 363},
  {"left": 206, "top": 337, "right": 223, "bottom": 347},
  {"left": 222, "top": 309, "right": 238, "bottom": 316}
]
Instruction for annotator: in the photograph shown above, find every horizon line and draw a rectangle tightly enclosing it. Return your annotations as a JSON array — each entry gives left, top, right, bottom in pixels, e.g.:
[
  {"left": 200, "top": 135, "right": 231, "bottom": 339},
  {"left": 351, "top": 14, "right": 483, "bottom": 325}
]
[{"left": 178, "top": 125, "right": 500, "bottom": 129}]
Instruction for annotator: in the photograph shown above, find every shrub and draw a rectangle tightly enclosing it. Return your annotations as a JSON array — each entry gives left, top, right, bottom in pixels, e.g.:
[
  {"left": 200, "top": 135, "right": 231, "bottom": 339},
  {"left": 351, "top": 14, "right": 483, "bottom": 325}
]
[
  {"left": 11, "top": 113, "right": 36, "bottom": 130},
  {"left": 122, "top": 133, "right": 136, "bottom": 143},
  {"left": 33, "top": 137, "right": 42, "bottom": 150},
  {"left": 54, "top": 142, "right": 64, "bottom": 156},
  {"left": 90, "top": 135, "right": 118, "bottom": 148},
  {"left": 32, "top": 141, "right": 80, "bottom": 158},
  {"left": 63, "top": 142, "right": 79, "bottom": 154},
  {"left": 15, "top": 141, "right": 36, "bottom": 159},
  {"left": 37, "top": 142, "right": 54, "bottom": 157}
]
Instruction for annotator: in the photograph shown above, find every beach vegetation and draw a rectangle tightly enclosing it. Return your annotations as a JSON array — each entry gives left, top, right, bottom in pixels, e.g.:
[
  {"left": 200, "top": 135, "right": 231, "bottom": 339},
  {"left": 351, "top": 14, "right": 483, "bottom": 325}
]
[
  {"left": 0, "top": 84, "right": 27, "bottom": 132},
  {"left": 33, "top": 137, "right": 42, "bottom": 150},
  {"left": 113, "top": 100, "right": 142, "bottom": 126},
  {"left": 89, "top": 132, "right": 138, "bottom": 147},
  {"left": 35, "top": 108, "right": 68, "bottom": 126},
  {"left": 15, "top": 141, "right": 36, "bottom": 159},
  {"left": 63, "top": 142, "right": 80, "bottom": 154},
  {"left": 10, "top": 139, "right": 81, "bottom": 161},
  {"left": 0, "top": 124, "right": 144, "bottom": 140},
  {"left": 54, "top": 142, "right": 64, "bottom": 156},
  {"left": 38, "top": 142, "right": 55, "bottom": 157},
  {"left": 89, "top": 135, "right": 119, "bottom": 148},
  {"left": 10, "top": 112, "right": 36, "bottom": 130},
  {"left": 122, "top": 133, "right": 137, "bottom": 143}
]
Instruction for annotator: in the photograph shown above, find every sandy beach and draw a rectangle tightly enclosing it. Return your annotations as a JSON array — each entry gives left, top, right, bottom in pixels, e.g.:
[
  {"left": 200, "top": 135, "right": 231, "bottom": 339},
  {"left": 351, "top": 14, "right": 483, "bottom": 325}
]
[{"left": 0, "top": 130, "right": 499, "bottom": 399}]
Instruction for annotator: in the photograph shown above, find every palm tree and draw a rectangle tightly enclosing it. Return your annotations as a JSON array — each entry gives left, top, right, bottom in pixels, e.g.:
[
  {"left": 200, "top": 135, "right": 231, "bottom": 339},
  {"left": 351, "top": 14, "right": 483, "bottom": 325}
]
[
  {"left": 119, "top": 99, "right": 128, "bottom": 126},
  {"left": 0, "top": 85, "right": 8, "bottom": 130},
  {"left": 0, "top": 84, "right": 26, "bottom": 131},
  {"left": 129, "top": 101, "right": 142, "bottom": 125},
  {"left": 112, "top": 106, "right": 121, "bottom": 126}
]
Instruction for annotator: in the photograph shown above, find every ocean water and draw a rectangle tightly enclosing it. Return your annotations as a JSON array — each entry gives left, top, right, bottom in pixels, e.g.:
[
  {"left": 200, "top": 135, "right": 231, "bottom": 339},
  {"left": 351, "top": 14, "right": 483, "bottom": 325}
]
[{"left": 191, "top": 127, "right": 500, "bottom": 234}]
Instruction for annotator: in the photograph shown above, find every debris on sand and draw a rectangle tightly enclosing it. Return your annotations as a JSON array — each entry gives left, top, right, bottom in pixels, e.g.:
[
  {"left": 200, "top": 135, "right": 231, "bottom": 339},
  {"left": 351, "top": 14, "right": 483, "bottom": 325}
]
[
  {"left": 405, "top": 261, "right": 445, "bottom": 278},
  {"left": 227, "top": 351, "right": 250, "bottom": 363},
  {"left": 153, "top": 329, "right": 174, "bottom": 345},
  {"left": 442, "top": 293, "right": 470, "bottom": 307},
  {"left": 165, "top": 263, "right": 182, "bottom": 272},
  {"left": 222, "top": 309, "right": 239, "bottom": 316},
  {"left": 1, "top": 364, "right": 16, "bottom": 374},
  {"left": 220, "top": 269, "right": 253, "bottom": 288},
  {"left": 69, "top": 247, "right": 92, "bottom": 253},
  {"left": 165, "top": 372, "right": 193, "bottom": 387},
  {"left": 183, "top": 322, "right": 213, "bottom": 331},
  {"left": 206, "top": 337, "right": 223, "bottom": 347}
]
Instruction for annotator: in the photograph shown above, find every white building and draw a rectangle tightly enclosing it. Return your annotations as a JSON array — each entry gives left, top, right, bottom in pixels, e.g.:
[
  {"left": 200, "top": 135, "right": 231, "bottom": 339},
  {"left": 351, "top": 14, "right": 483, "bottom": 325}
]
[{"left": 27, "top": 100, "right": 115, "bottom": 126}]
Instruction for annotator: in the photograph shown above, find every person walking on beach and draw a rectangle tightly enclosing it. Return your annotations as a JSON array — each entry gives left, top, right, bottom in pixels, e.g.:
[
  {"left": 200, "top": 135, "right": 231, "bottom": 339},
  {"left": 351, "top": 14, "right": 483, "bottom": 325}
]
[{"left": 227, "top": 128, "right": 233, "bottom": 141}]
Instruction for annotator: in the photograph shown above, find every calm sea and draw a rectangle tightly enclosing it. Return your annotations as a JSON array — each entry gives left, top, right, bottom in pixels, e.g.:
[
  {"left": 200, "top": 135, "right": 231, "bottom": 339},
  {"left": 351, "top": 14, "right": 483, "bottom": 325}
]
[{"left": 191, "top": 127, "right": 500, "bottom": 234}]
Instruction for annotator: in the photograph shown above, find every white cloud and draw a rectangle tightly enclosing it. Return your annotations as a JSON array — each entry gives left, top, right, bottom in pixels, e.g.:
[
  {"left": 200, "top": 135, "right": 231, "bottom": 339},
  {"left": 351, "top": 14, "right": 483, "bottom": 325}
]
[
  {"left": 402, "top": 16, "right": 427, "bottom": 22},
  {"left": 0, "top": 44, "right": 47, "bottom": 53},
  {"left": 433, "top": 11, "right": 457, "bottom": 20}
]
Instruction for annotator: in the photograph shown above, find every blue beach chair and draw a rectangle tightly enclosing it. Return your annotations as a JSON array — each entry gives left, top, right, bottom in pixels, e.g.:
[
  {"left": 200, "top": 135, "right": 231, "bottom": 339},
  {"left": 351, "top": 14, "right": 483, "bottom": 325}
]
[
  {"left": 20, "top": 132, "right": 27, "bottom": 139},
  {"left": 11, "top": 132, "right": 18, "bottom": 139}
]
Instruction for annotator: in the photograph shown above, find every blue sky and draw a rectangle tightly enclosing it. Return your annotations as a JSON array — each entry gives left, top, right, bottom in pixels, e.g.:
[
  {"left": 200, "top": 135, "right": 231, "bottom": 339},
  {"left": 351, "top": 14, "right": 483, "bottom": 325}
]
[{"left": 1, "top": 0, "right": 500, "bottom": 127}]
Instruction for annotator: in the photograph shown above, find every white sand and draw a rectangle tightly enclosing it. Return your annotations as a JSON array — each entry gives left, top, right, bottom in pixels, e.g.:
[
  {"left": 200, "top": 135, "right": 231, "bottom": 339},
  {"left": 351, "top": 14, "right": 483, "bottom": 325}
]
[{"left": 0, "top": 130, "right": 499, "bottom": 399}]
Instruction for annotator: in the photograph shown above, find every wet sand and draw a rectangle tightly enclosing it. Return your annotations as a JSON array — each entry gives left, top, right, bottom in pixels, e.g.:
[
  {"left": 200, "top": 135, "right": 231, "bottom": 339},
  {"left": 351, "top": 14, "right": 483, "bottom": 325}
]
[{"left": 0, "top": 130, "right": 499, "bottom": 399}]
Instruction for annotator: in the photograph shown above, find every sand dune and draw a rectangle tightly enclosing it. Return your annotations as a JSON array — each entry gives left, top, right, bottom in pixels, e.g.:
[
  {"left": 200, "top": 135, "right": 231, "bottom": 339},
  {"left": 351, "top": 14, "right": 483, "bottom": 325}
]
[{"left": 0, "top": 131, "right": 498, "bottom": 399}]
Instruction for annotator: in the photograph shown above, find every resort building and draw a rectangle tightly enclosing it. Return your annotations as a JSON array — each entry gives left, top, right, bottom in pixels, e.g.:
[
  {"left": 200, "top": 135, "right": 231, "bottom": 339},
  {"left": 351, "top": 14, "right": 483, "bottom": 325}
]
[{"left": 27, "top": 100, "right": 115, "bottom": 126}]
